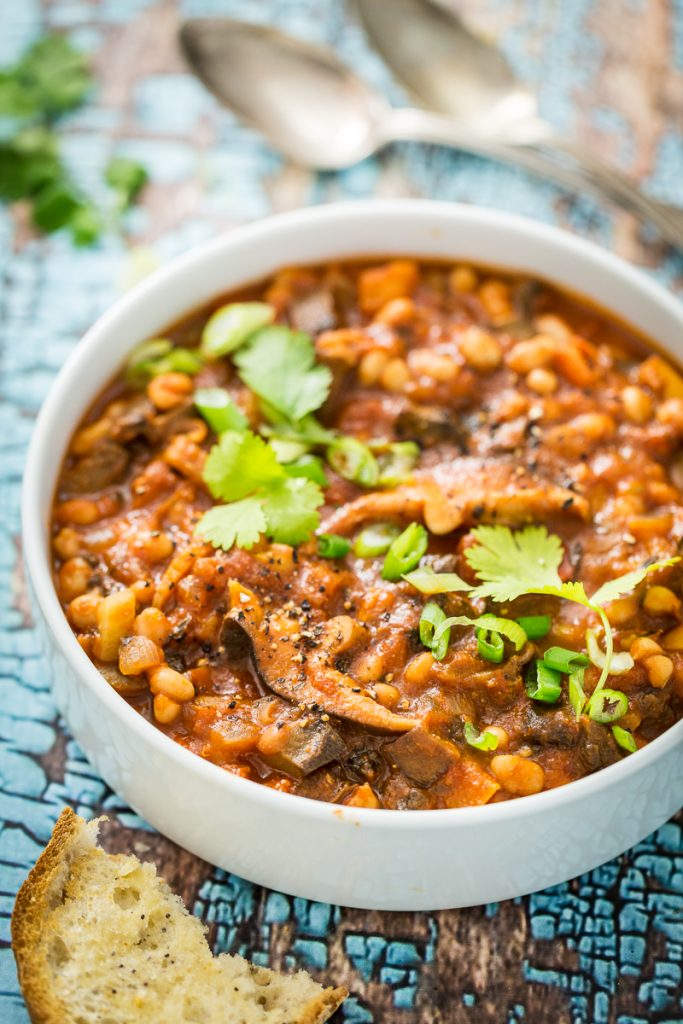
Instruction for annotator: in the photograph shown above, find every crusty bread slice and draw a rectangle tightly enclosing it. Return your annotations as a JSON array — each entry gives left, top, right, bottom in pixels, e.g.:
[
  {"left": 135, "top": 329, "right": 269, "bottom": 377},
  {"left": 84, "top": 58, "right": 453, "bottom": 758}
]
[{"left": 12, "top": 808, "right": 346, "bottom": 1024}]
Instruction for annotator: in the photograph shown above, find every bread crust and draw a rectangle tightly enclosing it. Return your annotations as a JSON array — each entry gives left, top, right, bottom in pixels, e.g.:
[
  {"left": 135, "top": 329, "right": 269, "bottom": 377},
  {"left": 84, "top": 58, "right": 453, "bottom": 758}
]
[
  {"left": 12, "top": 808, "right": 346, "bottom": 1024},
  {"left": 12, "top": 808, "right": 86, "bottom": 1024}
]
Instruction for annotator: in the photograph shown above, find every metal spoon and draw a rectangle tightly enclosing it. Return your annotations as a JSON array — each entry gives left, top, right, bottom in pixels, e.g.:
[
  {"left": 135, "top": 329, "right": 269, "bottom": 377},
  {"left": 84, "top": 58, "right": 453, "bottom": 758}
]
[
  {"left": 356, "top": 0, "right": 683, "bottom": 241},
  {"left": 180, "top": 18, "right": 683, "bottom": 247}
]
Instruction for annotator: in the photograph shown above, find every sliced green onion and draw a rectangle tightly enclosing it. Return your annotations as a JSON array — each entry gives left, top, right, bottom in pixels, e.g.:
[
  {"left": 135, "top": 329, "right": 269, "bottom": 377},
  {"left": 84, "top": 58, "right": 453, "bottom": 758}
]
[
  {"left": 194, "top": 387, "right": 249, "bottom": 434},
  {"left": 568, "top": 667, "right": 587, "bottom": 719},
  {"left": 433, "top": 613, "right": 526, "bottom": 652},
  {"left": 270, "top": 437, "right": 311, "bottom": 463},
  {"left": 587, "top": 688, "right": 628, "bottom": 723},
  {"left": 317, "top": 533, "right": 351, "bottom": 559},
  {"left": 354, "top": 522, "right": 401, "bottom": 558},
  {"left": 419, "top": 602, "right": 450, "bottom": 661},
  {"left": 284, "top": 455, "right": 329, "bottom": 488},
  {"left": 543, "top": 646, "right": 590, "bottom": 674},
  {"left": 463, "top": 720, "right": 499, "bottom": 751},
  {"left": 200, "top": 302, "right": 275, "bottom": 359},
  {"left": 382, "top": 522, "right": 429, "bottom": 581},
  {"left": 377, "top": 441, "right": 420, "bottom": 487},
  {"left": 162, "top": 348, "right": 204, "bottom": 375},
  {"left": 586, "top": 628, "right": 634, "bottom": 675},
  {"left": 327, "top": 437, "right": 379, "bottom": 487},
  {"left": 525, "top": 659, "right": 562, "bottom": 703},
  {"left": 517, "top": 615, "right": 551, "bottom": 640},
  {"left": 126, "top": 338, "right": 172, "bottom": 381},
  {"left": 402, "top": 564, "right": 472, "bottom": 594},
  {"left": 126, "top": 340, "right": 203, "bottom": 384},
  {"left": 472, "top": 614, "right": 526, "bottom": 652},
  {"left": 612, "top": 725, "right": 638, "bottom": 754},
  {"left": 476, "top": 629, "right": 504, "bottom": 664}
]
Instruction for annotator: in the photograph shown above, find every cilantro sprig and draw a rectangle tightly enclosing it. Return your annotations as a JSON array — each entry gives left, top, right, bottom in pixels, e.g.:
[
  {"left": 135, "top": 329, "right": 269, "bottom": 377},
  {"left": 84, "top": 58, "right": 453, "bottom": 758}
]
[
  {"left": 464, "top": 525, "right": 679, "bottom": 694},
  {"left": 195, "top": 429, "right": 324, "bottom": 550},
  {"left": 234, "top": 326, "right": 332, "bottom": 423},
  {"left": 0, "top": 34, "right": 148, "bottom": 244},
  {"left": 403, "top": 523, "right": 678, "bottom": 693}
]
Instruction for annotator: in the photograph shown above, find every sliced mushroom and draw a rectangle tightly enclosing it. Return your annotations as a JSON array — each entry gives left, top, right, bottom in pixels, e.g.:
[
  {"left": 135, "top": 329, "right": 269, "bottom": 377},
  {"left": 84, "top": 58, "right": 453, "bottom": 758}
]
[
  {"left": 226, "top": 585, "right": 417, "bottom": 732},
  {"left": 395, "top": 406, "right": 468, "bottom": 450},
  {"left": 322, "top": 456, "right": 589, "bottom": 535},
  {"left": 60, "top": 441, "right": 129, "bottom": 494},
  {"left": 259, "top": 718, "right": 346, "bottom": 778},
  {"left": 385, "top": 729, "right": 460, "bottom": 786}
]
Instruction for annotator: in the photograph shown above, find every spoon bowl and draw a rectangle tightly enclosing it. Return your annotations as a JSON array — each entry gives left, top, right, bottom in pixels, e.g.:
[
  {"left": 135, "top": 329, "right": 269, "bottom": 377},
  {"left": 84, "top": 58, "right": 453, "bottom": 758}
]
[
  {"left": 355, "top": 0, "right": 541, "bottom": 138},
  {"left": 180, "top": 16, "right": 683, "bottom": 246},
  {"left": 180, "top": 19, "right": 385, "bottom": 169}
]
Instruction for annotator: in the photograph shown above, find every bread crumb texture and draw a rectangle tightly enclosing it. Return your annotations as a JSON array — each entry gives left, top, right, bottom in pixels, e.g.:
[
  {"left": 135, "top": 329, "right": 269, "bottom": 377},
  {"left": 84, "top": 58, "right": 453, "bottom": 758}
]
[{"left": 11, "top": 808, "right": 346, "bottom": 1024}]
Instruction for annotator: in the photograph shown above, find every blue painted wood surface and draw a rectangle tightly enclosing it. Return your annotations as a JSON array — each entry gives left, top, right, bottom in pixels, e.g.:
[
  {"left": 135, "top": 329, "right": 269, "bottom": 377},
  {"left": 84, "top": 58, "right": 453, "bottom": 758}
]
[{"left": 1, "top": 2, "right": 682, "bottom": 1021}]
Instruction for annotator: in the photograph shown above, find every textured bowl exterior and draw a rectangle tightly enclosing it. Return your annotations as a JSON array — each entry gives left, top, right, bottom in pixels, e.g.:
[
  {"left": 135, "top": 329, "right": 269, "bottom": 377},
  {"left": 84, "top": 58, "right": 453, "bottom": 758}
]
[{"left": 22, "top": 201, "right": 683, "bottom": 910}]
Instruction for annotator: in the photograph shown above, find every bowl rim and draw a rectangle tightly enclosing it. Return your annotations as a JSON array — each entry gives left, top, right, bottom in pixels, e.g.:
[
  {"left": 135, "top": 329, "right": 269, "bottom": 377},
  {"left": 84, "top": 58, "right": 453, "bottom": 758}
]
[{"left": 22, "top": 198, "right": 683, "bottom": 831}]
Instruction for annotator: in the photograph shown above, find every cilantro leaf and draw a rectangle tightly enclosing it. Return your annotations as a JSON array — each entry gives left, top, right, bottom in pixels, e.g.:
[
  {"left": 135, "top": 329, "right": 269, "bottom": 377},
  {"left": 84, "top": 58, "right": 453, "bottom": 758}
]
[
  {"left": 466, "top": 525, "right": 565, "bottom": 601},
  {"left": 234, "top": 326, "right": 332, "bottom": 422},
  {"left": 105, "top": 157, "right": 148, "bottom": 210},
  {"left": 0, "top": 35, "right": 91, "bottom": 119},
  {"left": 196, "top": 498, "right": 266, "bottom": 551},
  {"left": 263, "top": 477, "right": 324, "bottom": 545},
  {"left": 203, "top": 430, "right": 283, "bottom": 502},
  {"left": 590, "top": 558, "right": 680, "bottom": 607}
]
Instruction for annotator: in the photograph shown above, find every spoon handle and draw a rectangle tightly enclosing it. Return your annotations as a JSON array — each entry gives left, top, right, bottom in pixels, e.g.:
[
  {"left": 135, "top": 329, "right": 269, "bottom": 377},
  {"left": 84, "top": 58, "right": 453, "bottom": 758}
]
[
  {"left": 540, "top": 138, "right": 683, "bottom": 240},
  {"left": 383, "top": 108, "right": 683, "bottom": 248}
]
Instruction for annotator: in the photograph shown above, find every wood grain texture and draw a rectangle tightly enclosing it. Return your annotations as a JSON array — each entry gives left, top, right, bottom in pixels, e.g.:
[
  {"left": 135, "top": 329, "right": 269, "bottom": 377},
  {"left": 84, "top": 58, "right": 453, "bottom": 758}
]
[{"left": 0, "top": 2, "right": 682, "bottom": 1022}]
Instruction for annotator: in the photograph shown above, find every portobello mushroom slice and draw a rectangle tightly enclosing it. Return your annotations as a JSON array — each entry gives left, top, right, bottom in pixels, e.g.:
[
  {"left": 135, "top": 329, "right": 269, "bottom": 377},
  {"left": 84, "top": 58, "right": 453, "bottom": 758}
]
[
  {"left": 322, "top": 456, "right": 589, "bottom": 535},
  {"left": 259, "top": 717, "right": 347, "bottom": 778},
  {"left": 60, "top": 440, "right": 129, "bottom": 494},
  {"left": 224, "top": 584, "right": 418, "bottom": 733},
  {"left": 385, "top": 729, "right": 461, "bottom": 786}
]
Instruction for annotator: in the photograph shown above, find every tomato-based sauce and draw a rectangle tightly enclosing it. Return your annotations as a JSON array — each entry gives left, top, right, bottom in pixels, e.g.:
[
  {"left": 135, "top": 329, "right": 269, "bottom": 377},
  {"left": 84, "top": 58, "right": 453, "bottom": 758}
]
[{"left": 52, "top": 259, "right": 683, "bottom": 809}]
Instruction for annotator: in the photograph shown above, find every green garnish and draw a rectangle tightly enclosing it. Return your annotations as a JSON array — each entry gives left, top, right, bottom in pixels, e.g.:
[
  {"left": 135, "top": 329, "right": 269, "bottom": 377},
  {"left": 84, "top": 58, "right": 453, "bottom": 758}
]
[
  {"left": 476, "top": 629, "right": 504, "bottom": 664},
  {"left": 270, "top": 438, "right": 310, "bottom": 464},
  {"left": 126, "top": 339, "right": 203, "bottom": 384},
  {"left": 463, "top": 721, "right": 499, "bottom": 751},
  {"left": 402, "top": 565, "right": 472, "bottom": 594},
  {"left": 0, "top": 35, "right": 148, "bottom": 245},
  {"left": 234, "top": 326, "right": 332, "bottom": 422},
  {"left": 354, "top": 523, "right": 401, "bottom": 558},
  {"left": 0, "top": 34, "right": 91, "bottom": 118},
  {"left": 105, "top": 157, "right": 148, "bottom": 212},
  {"left": 200, "top": 302, "right": 275, "bottom": 359},
  {"left": 568, "top": 667, "right": 587, "bottom": 718},
  {"left": 194, "top": 387, "right": 249, "bottom": 434},
  {"left": 376, "top": 441, "right": 420, "bottom": 487},
  {"left": 317, "top": 534, "right": 351, "bottom": 559},
  {"left": 195, "top": 498, "right": 266, "bottom": 551},
  {"left": 203, "top": 431, "right": 287, "bottom": 501},
  {"left": 196, "top": 430, "right": 324, "bottom": 550},
  {"left": 382, "top": 523, "right": 429, "bottom": 581},
  {"left": 586, "top": 688, "right": 628, "bottom": 724},
  {"left": 612, "top": 725, "right": 637, "bottom": 754},
  {"left": 285, "top": 455, "right": 329, "bottom": 488},
  {"left": 262, "top": 411, "right": 336, "bottom": 448},
  {"left": 525, "top": 660, "right": 562, "bottom": 704},
  {"left": 419, "top": 602, "right": 450, "bottom": 661},
  {"left": 465, "top": 525, "right": 679, "bottom": 695},
  {"left": 516, "top": 614, "right": 551, "bottom": 640},
  {"left": 542, "top": 647, "right": 590, "bottom": 674},
  {"left": 433, "top": 613, "right": 526, "bottom": 653},
  {"left": 327, "top": 437, "right": 379, "bottom": 487}
]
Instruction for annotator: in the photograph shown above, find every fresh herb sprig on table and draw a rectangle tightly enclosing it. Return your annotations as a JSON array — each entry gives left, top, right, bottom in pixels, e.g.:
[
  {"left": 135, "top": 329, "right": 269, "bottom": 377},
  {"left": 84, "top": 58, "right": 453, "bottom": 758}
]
[{"left": 0, "top": 34, "right": 147, "bottom": 244}]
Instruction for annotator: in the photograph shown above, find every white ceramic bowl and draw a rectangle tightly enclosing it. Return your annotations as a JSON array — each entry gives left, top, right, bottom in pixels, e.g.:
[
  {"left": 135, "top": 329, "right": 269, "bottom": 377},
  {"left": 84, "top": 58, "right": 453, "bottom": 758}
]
[{"left": 23, "top": 200, "right": 683, "bottom": 911}]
